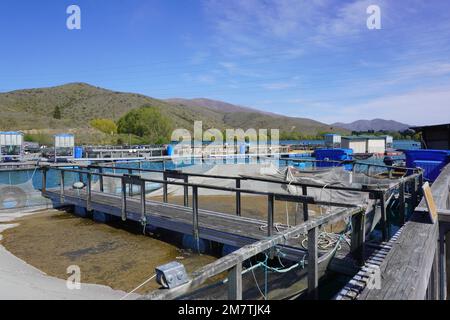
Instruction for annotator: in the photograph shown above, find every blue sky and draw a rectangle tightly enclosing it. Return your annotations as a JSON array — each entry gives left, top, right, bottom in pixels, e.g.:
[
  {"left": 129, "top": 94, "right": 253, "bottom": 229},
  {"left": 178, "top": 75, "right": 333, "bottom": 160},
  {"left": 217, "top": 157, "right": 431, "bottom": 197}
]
[{"left": 1, "top": 0, "right": 449, "bottom": 125}]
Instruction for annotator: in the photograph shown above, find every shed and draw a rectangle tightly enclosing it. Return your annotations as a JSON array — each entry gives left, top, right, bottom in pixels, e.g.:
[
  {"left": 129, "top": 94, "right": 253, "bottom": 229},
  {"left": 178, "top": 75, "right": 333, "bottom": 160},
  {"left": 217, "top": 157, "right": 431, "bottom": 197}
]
[
  {"left": 54, "top": 133, "right": 75, "bottom": 162},
  {"left": 341, "top": 136, "right": 386, "bottom": 154},
  {"left": 0, "top": 131, "right": 24, "bottom": 161},
  {"left": 411, "top": 123, "right": 450, "bottom": 150},
  {"left": 324, "top": 134, "right": 341, "bottom": 148}
]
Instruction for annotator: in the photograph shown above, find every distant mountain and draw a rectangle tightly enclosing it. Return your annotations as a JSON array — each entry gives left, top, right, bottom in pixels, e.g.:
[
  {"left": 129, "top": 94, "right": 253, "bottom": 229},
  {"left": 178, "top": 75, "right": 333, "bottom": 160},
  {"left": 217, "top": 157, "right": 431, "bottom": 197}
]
[
  {"left": 332, "top": 119, "right": 410, "bottom": 132},
  {"left": 0, "top": 82, "right": 349, "bottom": 144},
  {"left": 166, "top": 98, "right": 268, "bottom": 114}
]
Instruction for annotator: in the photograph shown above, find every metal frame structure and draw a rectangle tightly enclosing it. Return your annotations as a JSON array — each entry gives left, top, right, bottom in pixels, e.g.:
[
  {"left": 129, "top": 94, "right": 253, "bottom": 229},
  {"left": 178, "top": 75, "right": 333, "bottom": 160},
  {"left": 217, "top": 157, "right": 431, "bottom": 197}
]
[{"left": 0, "top": 131, "right": 24, "bottom": 162}]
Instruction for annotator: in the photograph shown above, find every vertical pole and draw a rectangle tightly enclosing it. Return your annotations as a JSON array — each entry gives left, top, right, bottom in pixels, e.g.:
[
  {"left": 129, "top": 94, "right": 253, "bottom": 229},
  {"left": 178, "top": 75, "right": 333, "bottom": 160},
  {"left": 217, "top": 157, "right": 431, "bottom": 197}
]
[
  {"left": 380, "top": 192, "right": 388, "bottom": 241},
  {"left": 128, "top": 169, "right": 133, "bottom": 196},
  {"left": 86, "top": 172, "right": 92, "bottom": 211},
  {"left": 418, "top": 173, "right": 424, "bottom": 203},
  {"left": 228, "top": 263, "right": 243, "bottom": 300},
  {"left": 192, "top": 186, "right": 200, "bottom": 253},
  {"left": 41, "top": 167, "right": 47, "bottom": 194},
  {"left": 163, "top": 172, "right": 168, "bottom": 203},
  {"left": 399, "top": 181, "right": 406, "bottom": 225},
  {"left": 184, "top": 176, "right": 189, "bottom": 207},
  {"left": 236, "top": 178, "right": 241, "bottom": 216},
  {"left": 302, "top": 186, "right": 309, "bottom": 222},
  {"left": 121, "top": 177, "right": 127, "bottom": 221},
  {"left": 60, "top": 170, "right": 65, "bottom": 203},
  {"left": 140, "top": 180, "right": 146, "bottom": 222},
  {"left": 267, "top": 194, "right": 274, "bottom": 237},
  {"left": 308, "top": 226, "right": 319, "bottom": 300},
  {"left": 98, "top": 167, "right": 104, "bottom": 193},
  {"left": 350, "top": 210, "right": 366, "bottom": 266}
]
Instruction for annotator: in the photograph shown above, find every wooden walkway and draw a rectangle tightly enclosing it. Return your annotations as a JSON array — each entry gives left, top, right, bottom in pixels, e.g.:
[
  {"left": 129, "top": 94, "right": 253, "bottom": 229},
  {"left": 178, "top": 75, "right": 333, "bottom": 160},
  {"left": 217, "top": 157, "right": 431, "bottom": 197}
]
[{"left": 44, "top": 188, "right": 315, "bottom": 260}]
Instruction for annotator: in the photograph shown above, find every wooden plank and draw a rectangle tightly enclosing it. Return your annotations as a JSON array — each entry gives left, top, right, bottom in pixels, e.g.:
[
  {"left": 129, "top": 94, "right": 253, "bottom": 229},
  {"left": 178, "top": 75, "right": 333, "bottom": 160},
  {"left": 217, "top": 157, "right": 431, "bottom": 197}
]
[{"left": 358, "top": 211, "right": 439, "bottom": 300}]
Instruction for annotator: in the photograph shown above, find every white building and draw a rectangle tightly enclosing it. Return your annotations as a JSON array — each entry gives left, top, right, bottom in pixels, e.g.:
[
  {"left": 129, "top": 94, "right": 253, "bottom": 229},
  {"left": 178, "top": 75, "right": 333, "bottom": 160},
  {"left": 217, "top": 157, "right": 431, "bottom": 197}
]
[
  {"left": 341, "top": 136, "right": 386, "bottom": 154},
  {"left": 324, "top": 134, "right": 341, "bottom": 148}
]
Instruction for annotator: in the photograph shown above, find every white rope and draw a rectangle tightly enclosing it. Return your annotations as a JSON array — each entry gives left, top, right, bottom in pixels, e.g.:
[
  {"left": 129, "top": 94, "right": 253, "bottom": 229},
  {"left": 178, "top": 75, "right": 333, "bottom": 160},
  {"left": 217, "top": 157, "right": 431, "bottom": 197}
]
[{"left": 119, "top": 273, "right": 156, "bottom": 300}]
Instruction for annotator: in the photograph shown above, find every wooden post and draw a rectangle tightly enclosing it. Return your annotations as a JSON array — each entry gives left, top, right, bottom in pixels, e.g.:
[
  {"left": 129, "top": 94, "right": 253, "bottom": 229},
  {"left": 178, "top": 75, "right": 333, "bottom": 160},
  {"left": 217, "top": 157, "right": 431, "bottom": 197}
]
[
  {"left": 350, "top": 210, "right": 365, "bottom": 266},
  {"left": 163, "top": 172, "right": 168, "bottom": 203},
  {"left": 41, "top": 167, "right": 47, "bottom": 194},
  {"left": 236, "top": 178, "right": 241, "bottom": 216},
  {"left": 86, "top": 172, "right": 92, "bottom": 211},
  {"left": 228, "top": 263, "right": 243, "bottom": 300},
  {"left": 121, "top": 177, "right": 127, "bottom": 221},
  {"left": 184, "top": 176, "right": 189, "bottom": 207},
  {"left": 380, "top": 192, "right": 388, "bottom": 241},
  {"left": 128, "top": 169, "right": 133, "bottom": 196},
  {"left": 399, "top": 181, "right": 406, "bottom": 225},
  {"left": 267, "top": 194, "right": 274, "bottom": 237},
  {"left": 307, "top": 226, "right": 319, "bottom": 300},
  {"left": 192, "top": 186, "right": 200, "bottom": 253},
  {"left": 60, "top": 170, "right": 65, "bottom": 203},
  {"left": 140, "top": 180, "right": 146, "bottom": 222},
  {"left": 99, "top": 167, "right": 104, "bottom": 193},
  {"left": 302, "top": 186, "right": 309, "bottom": 222}
]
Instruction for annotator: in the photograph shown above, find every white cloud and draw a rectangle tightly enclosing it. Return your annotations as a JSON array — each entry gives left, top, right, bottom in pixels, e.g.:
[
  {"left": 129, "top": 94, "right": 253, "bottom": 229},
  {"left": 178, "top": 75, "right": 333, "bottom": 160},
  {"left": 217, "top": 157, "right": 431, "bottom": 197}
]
[{"left": 313, "top": 85, "right": 450, "bottom": 125}]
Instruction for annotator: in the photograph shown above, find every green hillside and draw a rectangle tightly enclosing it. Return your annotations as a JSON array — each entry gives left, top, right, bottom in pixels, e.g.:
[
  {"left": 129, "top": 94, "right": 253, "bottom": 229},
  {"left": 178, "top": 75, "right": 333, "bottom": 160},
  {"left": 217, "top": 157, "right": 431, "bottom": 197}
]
[{"left": 0, "top": 83, "right": 348, "bottom": 144}]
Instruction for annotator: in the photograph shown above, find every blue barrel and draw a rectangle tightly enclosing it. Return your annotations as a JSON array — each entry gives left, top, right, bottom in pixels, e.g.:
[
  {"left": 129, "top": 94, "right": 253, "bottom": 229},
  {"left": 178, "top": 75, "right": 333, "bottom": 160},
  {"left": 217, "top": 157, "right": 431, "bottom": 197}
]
[
  {"left": 74, "top": 146, "right": 83, "bottom": 159},
  {"left": 167, "top": 144, "right": 174, "bottom": 156},
  {"left": 239, "top": 144, "right": 246, "bottom": 154}
]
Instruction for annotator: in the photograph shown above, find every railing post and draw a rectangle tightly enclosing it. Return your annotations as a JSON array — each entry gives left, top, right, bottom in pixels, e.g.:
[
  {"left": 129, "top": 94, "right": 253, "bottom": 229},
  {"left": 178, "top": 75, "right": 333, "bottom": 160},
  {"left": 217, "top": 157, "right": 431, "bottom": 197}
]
[
  {"left": 99, "top": 167, "right": 104, "bottom": 193},
  {"left": 184, "top": 176, "right": 189, "bottom": 207},
  {"left": 350, "top": 210, "right": 366, "bottom": 266},
  {"left": 121, "top": 177, "right": 127, "bottom": 221},
  {"left": 399, "top": 180, "right": 406, "bottom": 225},
  {"left": 267, "top": 194, "right": 274, "bottom": 237},
  {"left": 228, "top": 262, "right": 243, "bottom": 300},
  {"left": 192, "top": 186, "right": 200, "bottom": 253},
  {"left": 60, "top": 170, "right": 65, "bottom": 204},
  {"left": 307, "top": 226, "right": 319, "bottom": 300},
  {"left": 302, "top": 186, "right": 309, "bottom": 222},
  {"left": 163, "top": 172, "right": 168, "bottom": 203},
  {"left": 86, "top": 172, "right": 92, "bottom": 211},
  {"left": 128, "top": 169, "right": 133, "bottom": 196},
  {"left": 140, "top": 180, "right": 146, "bottom": 223},
  {"left": 236, "top": 178, "right": 241, "bottom": 216},
  {"left": 380, "top": 192, "right": 388, "bottom": 241},
  {"left": 41, "top": 166, "right": 48, "bottom": 194}
]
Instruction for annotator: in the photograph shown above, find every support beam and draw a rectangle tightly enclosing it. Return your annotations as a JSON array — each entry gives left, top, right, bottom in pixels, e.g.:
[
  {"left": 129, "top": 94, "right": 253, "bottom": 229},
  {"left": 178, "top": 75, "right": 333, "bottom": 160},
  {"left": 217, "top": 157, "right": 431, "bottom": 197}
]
[
  {"left": 140, "top": 180, "right": 146, "bottom": 223},
  {"left": 86, "top": 172, "right": 92, "bottom": 211},
  {"left": 60, "top": 171, "right": 65, "bottom": 203},
  {"left": 184, "top": 176, "right": 189, "bottom": 207},
  {"left": 121, "top": 178, "right": 127, "bottom": 221},
  {"left": 163, "top": 173, "right": 168, "bottom": 203},
  {"left": 227, "top": 263, "right": 243, "bottom": 300},
  {"left": 98, "top": 167, "right": 104, "bottom": 192},
  {"left": 302, "top": 186, "right": 309, "bottom": 222},
  {"left": 267, "top": 195, "right": 274, "bottom": 237},
  {"left": 192, "top": 186, "right": 200, "bottom": 253},
  {"left": 236, "top": 178, "right": 241, "bottom": 217},
  {"left": 380, "top": 193, "right": 388, "bottom": 241},
  {"left": 350, "top": 211, "right": 366, "bottom": 266}
]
